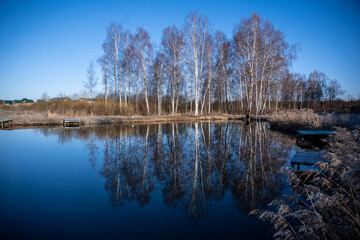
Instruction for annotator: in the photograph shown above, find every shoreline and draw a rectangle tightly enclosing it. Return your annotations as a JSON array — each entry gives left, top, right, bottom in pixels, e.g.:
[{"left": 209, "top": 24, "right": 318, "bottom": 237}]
[
  {"left": 2, "top": 109, "right": 359, "bottom": 131},
  {"left": 0, "top": 114, "right": 256, "bottom": 129}
]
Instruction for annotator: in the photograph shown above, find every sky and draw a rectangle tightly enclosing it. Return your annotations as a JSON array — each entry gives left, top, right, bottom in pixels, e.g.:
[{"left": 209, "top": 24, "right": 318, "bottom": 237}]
[{"left": 0, "top": 0, "right": 359, "bottom": 100}]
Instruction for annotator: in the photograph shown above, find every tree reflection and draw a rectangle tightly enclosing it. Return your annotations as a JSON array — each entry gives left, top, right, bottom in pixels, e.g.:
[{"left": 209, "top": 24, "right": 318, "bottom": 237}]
[
  {"left": 162, "top": 123, "right": 185, "bottom": 208},
  {"left": 230, "top": 123, "right": 291, "bottom": 211},
  {"left": 98, "top": 125, "right": 155, "bottom": 207},
  {"left": 36, "top": 122, "right": 294, "bottom": 222},
  {"left": 84, "top": 131, "right": 98, "bottom": 169}
]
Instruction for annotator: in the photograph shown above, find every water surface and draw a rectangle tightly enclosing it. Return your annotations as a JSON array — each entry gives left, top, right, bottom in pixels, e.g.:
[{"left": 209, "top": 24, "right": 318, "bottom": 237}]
[{"left": 0, "top": 122, "right": 295, "bottom": 239}]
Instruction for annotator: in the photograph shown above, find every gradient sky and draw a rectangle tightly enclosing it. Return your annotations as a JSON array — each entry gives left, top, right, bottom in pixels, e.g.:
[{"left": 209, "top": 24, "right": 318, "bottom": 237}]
[{"left": 0, "top": 0, "right": 359, "bottom": 100}]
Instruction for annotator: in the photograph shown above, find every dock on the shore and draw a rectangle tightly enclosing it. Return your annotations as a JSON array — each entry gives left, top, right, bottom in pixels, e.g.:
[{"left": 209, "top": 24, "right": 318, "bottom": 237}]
[
  {"left": 63, "top": 119, "right": 80, "bottom": 127},
  {"left": 296, "top": 130, "right": 333, "bottom": 137},
  {"left": 291, "top": 151, "right": 324, "bottom": 170},
  {"left": 296, "top": 130, "right": 333, "bottom": 147},
  {"left": 0, "top": 119, "right": 13, "bottom": 128}
]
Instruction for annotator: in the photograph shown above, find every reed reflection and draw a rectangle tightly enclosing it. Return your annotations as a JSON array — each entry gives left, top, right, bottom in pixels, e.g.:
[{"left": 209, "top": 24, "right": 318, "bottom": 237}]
[{"left": 36, "top": 122, "right": 294, "bottom": 222}]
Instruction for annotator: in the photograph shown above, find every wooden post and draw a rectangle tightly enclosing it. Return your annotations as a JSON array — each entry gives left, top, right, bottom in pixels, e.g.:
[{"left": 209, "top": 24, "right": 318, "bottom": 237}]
[{"left": 246, "top": 114, "right": 250, "bottom": 124}]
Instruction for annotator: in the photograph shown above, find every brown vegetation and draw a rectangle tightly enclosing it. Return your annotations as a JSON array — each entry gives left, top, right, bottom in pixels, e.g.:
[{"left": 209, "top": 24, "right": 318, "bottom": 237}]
[
  {"left": 0, "top": 105, "right": 238, "bottom": 127},
  {"left": 269, "top": 109, "right": 360, "bottom": 132},
  {"left": 250, "top": 126, "right": 360, "bottom": 239}
]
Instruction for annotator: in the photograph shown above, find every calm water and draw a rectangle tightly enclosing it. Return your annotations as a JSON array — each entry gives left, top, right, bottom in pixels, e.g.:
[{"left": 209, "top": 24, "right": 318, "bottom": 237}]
[{"left": 0, "top": 122, "right": 295, "bottom": 240}]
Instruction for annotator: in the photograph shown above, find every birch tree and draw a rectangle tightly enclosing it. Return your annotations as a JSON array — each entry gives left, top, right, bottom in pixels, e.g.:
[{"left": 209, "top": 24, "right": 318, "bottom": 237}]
[
  {"left": 98, "top": 55, "right": 109, "bottom": 101},
  {"left": 215, "top": 31, "right": 232, "bottom": 113},
  {"left": 162, "top": 25, "right": 185, "bottom": 115},
  {"left": 152, "top": 50, "right": 165, "bottom": 115},
  {"left": 306, "top": 70, "right": 328, "bottom": 103},
  {"left": 84, "top": 60, "right": 97, "bottom": 100},
  {"left": 233, "top": 13, "right": 295, "bottom": 115},
  {"left": 327, "top": 79, "right": 344, "bottom": 102},
  {"left": 121, "top": 30, "right": 130, "bottom": 107},
  {"left": 201, "top": 32, "right": 216, "bottom": 114},
  {"left": 103, "top": 23, "right": 122, "bottom": 105},
  {"left": 183, "top": 12, "right": 209, "bottom": 116},
  {"left": 133, "top": 27, "right": 153, "bottom": 115}
]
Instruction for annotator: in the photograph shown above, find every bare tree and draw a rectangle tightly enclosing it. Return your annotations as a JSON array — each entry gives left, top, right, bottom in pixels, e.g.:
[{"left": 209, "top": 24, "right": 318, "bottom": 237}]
[
  {"left": 281, "top": 71, "right": 297, "bottom": 110},
  {"left": 162, "top": 25, "right": 185, "bottom": 115},
  {"left": 327, "top": 79, "right": 345, "bottom": 101},
  {"left": 152, "top": 50, "right": 165, "bottom": 115},
  {"left": 133, "top": 27, "right": 153, "bottom": 115},
  {"left": 98, "top": 56, "right": 109, "bottom": 101},
  {"left": 233, "top": 13, "right": 296, "bottom": 115},
  {"left": 183, "top": 11, "right": 209, "bottom": 116},
  {"left": 103, "top": 23, "right": 122, "bottom": 105},
  {"left": 294, "top": 73, "right": 306, "bottom": 109},
  {"left": 200, "top": 32, "right": 216, "bottom": 115},
  {"left": 214, "top": 31, "right": 232, "bottom": 113},
  {"left": 307, "top": 70, "right": 327, "bottom": 102},
  {"left": 125, "top": 37, "right": 136, "bottom": 108},
  {"left": 121, "top": 30, "right": 130, "bottom": 107},
  {"left": 84, "top": 60, "right": 97, "bottom": 100},
  {"left": 41, "top": 92, "right": 50, "bottom": 101}
]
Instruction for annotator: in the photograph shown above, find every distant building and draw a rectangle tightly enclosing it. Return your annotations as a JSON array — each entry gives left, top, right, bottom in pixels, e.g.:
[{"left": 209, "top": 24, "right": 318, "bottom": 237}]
[
  {"left": 0, "top": 100, "right": 13, "bottom": 105},
  {"left": 13, "top": 98, "right": 34, "bottom": 105},
  {"left": 0, "top": 98, "right": 34, "bottom": 106}
]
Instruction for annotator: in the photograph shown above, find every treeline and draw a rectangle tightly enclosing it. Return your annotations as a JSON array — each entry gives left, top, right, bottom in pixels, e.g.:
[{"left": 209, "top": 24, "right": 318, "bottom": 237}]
[{"left": 86, "top": 11, "right": 348, "bottom": 116}]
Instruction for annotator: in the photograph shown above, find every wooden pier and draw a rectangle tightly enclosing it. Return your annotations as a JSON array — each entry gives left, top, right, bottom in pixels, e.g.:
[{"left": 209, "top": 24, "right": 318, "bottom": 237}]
[
  {"left": 296, "top": 130, "right": 333, "bottom": 137},
  {"left": 0, "top": 119, "right": 13, "bottom": 128},
  {"left": 296, "top": 130, "right": 333, "bottom": 147},
  {"left": 63, "top": 119, "right": 80, "bottom": 127},
  {"left": 291, "top": 151, "right": 324, "bottom": 170}
]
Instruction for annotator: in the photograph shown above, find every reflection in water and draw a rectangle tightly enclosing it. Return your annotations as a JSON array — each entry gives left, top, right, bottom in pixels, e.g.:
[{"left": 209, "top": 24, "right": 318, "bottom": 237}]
[
  {"left": 85, "top": 132, "right": 98, "bottom": 169},
  {"left": 36, "top": 122, "right": 294, "bottom": 222}
]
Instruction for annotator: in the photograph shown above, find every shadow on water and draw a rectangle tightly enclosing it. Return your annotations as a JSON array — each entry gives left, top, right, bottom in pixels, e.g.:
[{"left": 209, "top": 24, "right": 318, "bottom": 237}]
[{"left": 36, "top": 122, "right": 295, "bottom": 223}]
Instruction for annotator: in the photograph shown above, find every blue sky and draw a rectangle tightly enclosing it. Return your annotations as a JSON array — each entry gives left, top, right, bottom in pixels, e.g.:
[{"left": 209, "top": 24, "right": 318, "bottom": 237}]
[{"left": 0, "top": 0, "right": 359, "bottom": 100}]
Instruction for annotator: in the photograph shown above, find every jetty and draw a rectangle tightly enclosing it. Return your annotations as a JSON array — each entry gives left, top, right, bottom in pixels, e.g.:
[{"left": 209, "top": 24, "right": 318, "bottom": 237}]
[
  {"left": 0, "top": 119, "right": 13, "bottom": 128},
  {"left": 296, "top": 130, "right": 333, "bottom": 147},
  {"left": 291, "top": 151, "right": 324, "bottom": 170},
  {"left": 63, "top": 119, "right": 80, "bottom": 127},
  {"left": 296, "top": 130, "right": 333, "bottom": 137}
]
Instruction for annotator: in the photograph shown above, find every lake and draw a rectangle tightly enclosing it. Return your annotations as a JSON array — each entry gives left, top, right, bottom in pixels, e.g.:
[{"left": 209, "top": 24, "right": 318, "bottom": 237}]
[{"left": 0, "top": 122, "right": 295, "bottom": 240}]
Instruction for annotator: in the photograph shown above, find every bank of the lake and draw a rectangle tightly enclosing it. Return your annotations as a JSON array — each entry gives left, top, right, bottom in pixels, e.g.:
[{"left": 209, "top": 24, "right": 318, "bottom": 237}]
[
  {"left": 0, "top": 109, "right": 251, "bottom": 128},
  {"left": 2, "top": 109, "right": 360, "bottom": 133}
]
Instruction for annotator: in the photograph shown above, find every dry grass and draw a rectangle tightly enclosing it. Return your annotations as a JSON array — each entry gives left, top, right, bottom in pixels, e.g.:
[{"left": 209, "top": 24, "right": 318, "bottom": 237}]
[
  {"left": 269, "top": 109, "right": 321, "bottom": 132},
  {"left": 0, "top": 107, "right": 238, "bottom": 127},
  {"left": 251, "top": 126, "right": 360, "bottom": 240},
  {"left": 3, "top": 105, "right": 359, "bottom": 129},
  {"left": 269, "top": 109, "right": 360, "bottom": 132},
  {"left": 319, "top": 113, "right": 360, "bottom": 129}
]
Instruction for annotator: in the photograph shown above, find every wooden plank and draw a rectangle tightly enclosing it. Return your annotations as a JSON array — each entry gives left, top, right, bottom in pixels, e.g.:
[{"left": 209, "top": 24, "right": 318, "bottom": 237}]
[
  {"left": 297, "top": 130, "right": 333, "bottom": 136},
  {"left": 63, "top": 119, "right": 80, "bottom": 123},
  {"left": 296, "top": 130, "right": 333, "bottom": 148},
  {"left": 291, "top": 151, "right": 323, "bottom": 165},
  {"left": 63, "top": 119, "right": 80, "bottom": 127},
  {"left": 0, "top": 119, "right": 13, "bottom": 128},
  {"left": 0, "top": 119, "right": 12, "bottom": 123}
]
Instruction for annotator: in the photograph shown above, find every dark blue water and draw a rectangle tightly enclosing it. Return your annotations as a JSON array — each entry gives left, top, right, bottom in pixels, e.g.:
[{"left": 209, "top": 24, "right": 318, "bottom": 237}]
[{"left": 0, "top": 122, "right": 295, "bottom": 240}]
